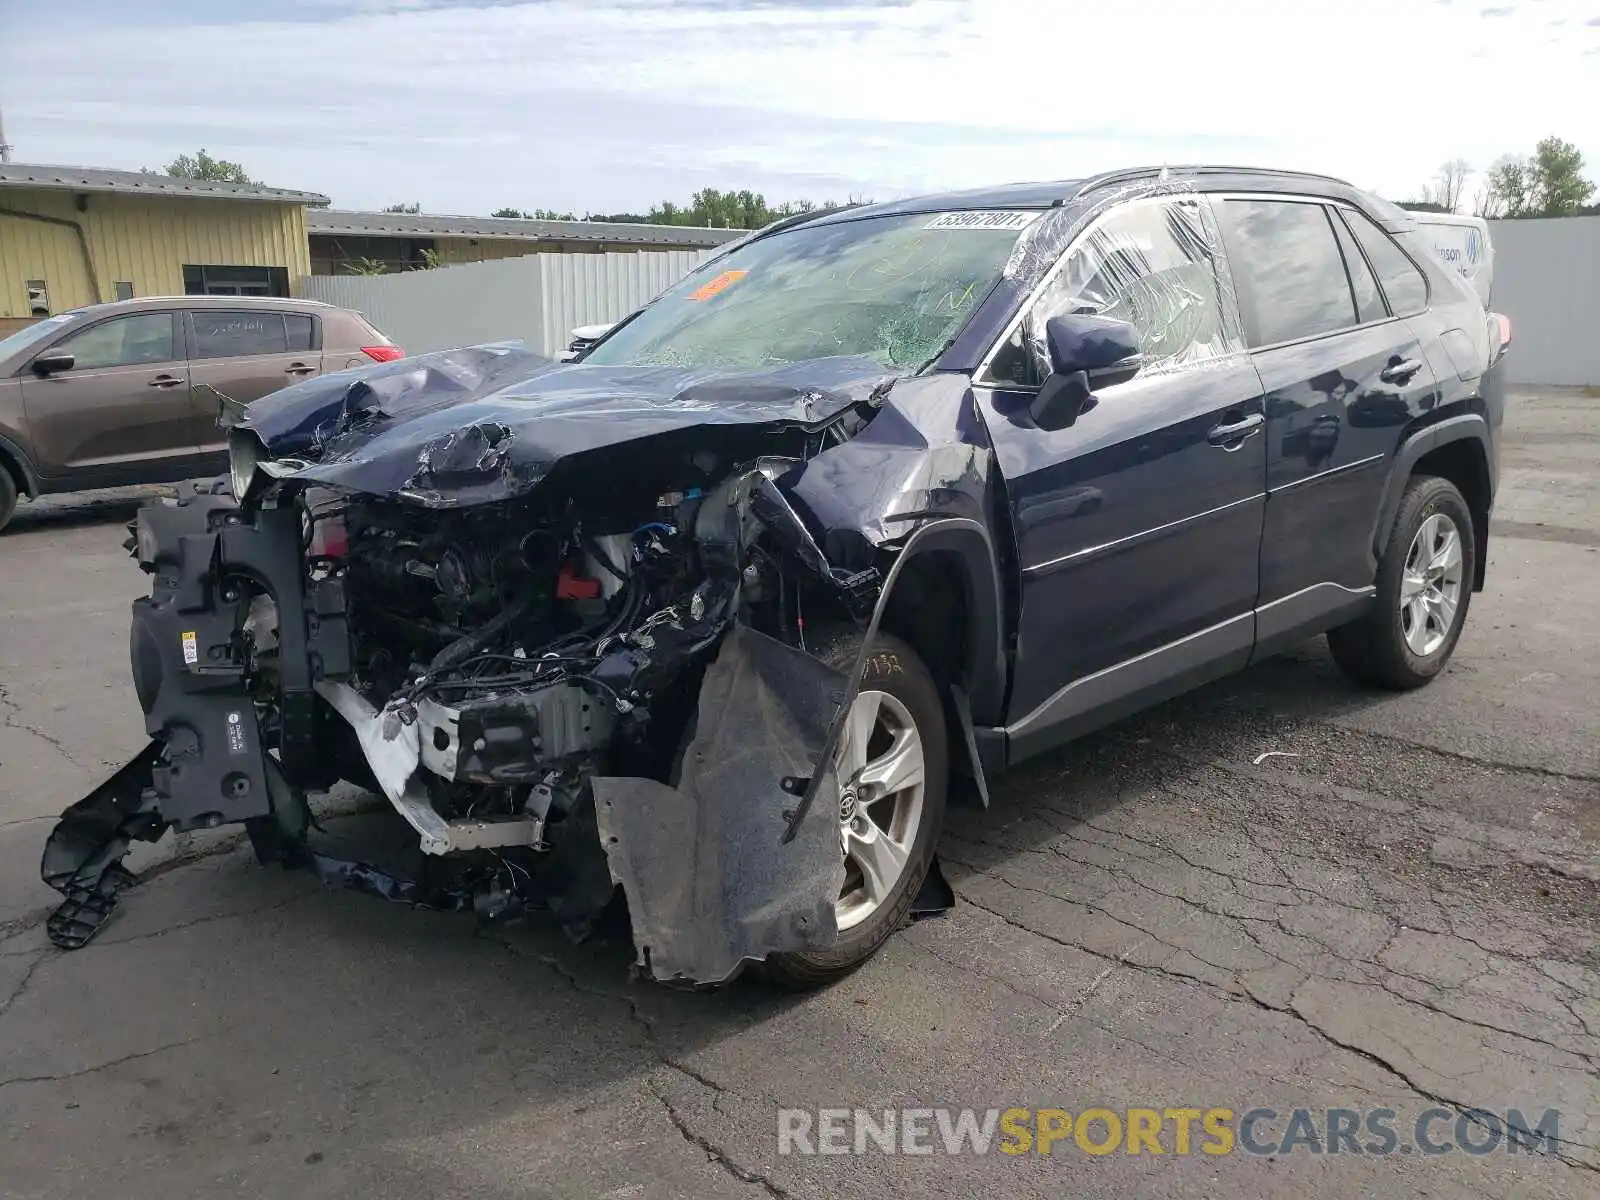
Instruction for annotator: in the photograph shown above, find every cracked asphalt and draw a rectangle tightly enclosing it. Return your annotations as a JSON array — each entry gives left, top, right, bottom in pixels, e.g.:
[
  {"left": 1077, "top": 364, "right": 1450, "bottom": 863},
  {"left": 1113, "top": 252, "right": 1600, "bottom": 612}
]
[{"left": 1, "top": 387, "right": 1596, "bottom": 1200}]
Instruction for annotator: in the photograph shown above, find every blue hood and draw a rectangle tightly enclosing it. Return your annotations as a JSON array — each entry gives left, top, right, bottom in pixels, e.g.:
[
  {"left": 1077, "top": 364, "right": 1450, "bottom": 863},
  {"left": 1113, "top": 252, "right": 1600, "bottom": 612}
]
[{"left": 235, "top": 344, "right": 895, "bottom": 507}]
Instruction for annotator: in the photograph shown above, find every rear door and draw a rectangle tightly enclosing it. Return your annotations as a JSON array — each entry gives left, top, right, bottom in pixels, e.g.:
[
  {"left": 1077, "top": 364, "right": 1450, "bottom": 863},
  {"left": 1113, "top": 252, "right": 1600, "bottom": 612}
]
[
  {"left": 17, "top": 310, "right": 198, "bottom": 487},
  {"left": 185, "top": 309, "right": 324, "bottom": 457},
  {"left": 1213, "top": 195, "right": 1438, "bottom": 656}
]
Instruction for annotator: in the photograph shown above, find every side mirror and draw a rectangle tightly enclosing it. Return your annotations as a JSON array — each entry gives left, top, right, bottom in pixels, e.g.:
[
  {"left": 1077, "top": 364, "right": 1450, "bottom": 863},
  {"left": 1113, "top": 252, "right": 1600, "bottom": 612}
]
[
  {"left": 1029, "top": 314, "right": 1142, "bottom": 431},
  {"left": 31, "top": 351, "right": 75, "bottom": 376}
]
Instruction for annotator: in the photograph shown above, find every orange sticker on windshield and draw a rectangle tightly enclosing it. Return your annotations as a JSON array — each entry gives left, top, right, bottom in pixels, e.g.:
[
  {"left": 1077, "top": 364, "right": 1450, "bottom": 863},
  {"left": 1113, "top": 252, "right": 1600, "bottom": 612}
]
[{"left": 688, "top": 269, "right": 747, "bottom": 301}]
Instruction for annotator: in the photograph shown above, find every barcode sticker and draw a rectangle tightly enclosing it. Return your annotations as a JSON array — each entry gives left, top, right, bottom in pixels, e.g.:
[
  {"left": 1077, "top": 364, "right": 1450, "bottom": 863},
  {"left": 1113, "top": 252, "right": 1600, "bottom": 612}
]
[{"left": 925, "top": 211, "right": 1041, "bottom": 231}]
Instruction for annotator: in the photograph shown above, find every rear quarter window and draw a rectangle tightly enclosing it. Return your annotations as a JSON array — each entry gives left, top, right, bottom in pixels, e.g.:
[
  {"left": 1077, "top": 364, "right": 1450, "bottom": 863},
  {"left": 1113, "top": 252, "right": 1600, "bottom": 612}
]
[{"left": 1341, "top": 209, "right": 1428, "bottom": 315}]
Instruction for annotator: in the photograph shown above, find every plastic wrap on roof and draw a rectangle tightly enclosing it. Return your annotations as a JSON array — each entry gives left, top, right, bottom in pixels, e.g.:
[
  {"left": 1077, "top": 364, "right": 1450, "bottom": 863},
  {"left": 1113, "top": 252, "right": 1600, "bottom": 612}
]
[{"left": 996, "top": 177, "right": 1245, "bottom": 385}]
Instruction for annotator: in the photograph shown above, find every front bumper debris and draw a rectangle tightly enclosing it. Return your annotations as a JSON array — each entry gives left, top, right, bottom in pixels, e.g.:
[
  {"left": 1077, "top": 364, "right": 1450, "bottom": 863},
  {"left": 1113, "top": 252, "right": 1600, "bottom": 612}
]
[{"left": 38, "top": 484, "right": 864, "bottom": 981}]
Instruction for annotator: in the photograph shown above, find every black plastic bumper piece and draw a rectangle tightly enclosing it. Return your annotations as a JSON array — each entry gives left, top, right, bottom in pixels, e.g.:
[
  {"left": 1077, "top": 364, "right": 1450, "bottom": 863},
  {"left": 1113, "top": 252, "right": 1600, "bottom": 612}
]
[{"left": 39, "top": 741, "right": 165, "bottom": 948}]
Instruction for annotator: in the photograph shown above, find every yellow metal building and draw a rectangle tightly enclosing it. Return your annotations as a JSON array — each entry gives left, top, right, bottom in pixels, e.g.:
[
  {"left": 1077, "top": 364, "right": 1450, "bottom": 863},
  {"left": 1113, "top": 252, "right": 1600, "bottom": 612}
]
[{"left": 0, "top": 164, "right": 326, "bottom": 333}]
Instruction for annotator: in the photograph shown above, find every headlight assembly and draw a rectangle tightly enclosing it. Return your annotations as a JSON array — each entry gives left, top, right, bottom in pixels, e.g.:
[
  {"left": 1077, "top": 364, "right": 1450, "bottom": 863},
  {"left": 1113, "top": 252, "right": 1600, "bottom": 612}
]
[{"left": 228, "top": 428, "right": 264, "bottom": 503}]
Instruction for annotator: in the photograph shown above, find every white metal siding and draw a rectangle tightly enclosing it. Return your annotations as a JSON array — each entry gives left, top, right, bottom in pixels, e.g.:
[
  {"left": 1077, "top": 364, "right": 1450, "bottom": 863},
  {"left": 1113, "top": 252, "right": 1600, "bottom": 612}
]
[
  {"left": 298, "top": 250, "right": 710, "bottom": 356},
  {"left": 1485, "top": 217, "right": 1600, "bottom": 387}
]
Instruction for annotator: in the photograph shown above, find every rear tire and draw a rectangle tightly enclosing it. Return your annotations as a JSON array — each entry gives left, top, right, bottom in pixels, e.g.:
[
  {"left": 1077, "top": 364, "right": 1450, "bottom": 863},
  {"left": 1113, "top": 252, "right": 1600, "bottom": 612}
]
[
  {"left": 0, "top": 464, "right": 18, "bottom": 533},
  {"left": 1329, "top": 475, "right": 1475, "bottom": 690},
  {"left": 762, "top": 631, "right": 948, "bottom": 990}
]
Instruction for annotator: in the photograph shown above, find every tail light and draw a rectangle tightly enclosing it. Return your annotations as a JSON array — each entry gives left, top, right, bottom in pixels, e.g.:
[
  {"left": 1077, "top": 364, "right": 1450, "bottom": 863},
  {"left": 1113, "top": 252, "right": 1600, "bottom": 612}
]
[
  {"left": 1488, "top": 312, "right": 1511, "bottom": 362},
  {"left": 362, "top": 345, "right": 404, "bottom": 363}
]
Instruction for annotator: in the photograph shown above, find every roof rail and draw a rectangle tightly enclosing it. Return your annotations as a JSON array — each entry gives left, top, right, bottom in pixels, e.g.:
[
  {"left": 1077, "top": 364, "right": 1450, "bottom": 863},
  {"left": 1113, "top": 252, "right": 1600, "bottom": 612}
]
[{"left": 1072, "top": 164, "right": 1355, "bottom": 200}]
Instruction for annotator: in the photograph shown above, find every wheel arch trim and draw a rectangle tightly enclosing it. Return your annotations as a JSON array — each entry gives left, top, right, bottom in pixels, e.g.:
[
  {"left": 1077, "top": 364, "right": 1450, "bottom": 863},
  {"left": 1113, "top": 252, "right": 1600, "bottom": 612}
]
[
  {"left": 0, "top": 431, "right": 40, "bottom": 497},
  {"left": 1372, "top": 414, "right": 1491, "bottom": 573}
]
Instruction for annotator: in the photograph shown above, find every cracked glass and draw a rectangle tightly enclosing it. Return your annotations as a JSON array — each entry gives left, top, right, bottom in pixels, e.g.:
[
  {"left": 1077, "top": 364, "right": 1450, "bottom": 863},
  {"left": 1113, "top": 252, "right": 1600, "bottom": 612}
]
[{"left": 582, "top": 212, "right": 1032, "bottom": 374}]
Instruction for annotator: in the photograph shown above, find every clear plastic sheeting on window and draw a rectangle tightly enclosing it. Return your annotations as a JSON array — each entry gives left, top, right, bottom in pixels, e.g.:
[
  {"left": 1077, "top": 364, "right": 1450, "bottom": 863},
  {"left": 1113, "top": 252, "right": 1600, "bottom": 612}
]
[{"left": 990, "top": 182, "right": 1244, "bottom": 388}]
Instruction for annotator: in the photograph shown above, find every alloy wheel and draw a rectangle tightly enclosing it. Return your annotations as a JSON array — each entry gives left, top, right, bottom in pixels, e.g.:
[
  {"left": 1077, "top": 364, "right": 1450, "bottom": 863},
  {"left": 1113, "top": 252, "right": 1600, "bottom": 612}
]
[
  {"left": 833, "top": 688, "right": 926, "bottom": 932},
  {"left": 1400, "top": 512, "right": 1464, "bottom": 657}
]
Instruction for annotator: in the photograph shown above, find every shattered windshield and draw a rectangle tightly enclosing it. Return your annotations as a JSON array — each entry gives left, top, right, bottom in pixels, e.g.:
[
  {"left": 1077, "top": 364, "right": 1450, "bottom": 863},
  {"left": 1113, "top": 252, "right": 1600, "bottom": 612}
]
[{"left": 582, "top": 211, "right": 1037, "bottom": 373}]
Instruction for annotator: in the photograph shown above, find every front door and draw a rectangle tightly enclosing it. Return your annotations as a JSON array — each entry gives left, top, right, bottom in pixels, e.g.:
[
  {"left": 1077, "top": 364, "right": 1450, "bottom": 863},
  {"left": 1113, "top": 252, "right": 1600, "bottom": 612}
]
[
  {"left": 19, "top": 310, "right": 198, "bottom": 487},
  {"left": 972, "top": 195, "right": 1267, "bottom": 760},
  {"left": 185, "top": 309, "right": 324, "bottom": 458}
]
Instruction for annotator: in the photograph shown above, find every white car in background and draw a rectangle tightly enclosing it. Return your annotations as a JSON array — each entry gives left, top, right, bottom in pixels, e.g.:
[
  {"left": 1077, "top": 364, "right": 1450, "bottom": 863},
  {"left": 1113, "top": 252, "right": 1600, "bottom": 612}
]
[{"left": 1412, "top": 212, "right": 1493, "bottom": 307}]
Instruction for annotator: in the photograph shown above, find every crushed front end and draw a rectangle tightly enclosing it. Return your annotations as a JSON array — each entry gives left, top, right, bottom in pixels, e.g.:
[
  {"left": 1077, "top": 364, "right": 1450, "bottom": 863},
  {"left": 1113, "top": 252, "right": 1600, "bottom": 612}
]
[{"left": 41, "top": 348, "right": 895, "bottom": 984}]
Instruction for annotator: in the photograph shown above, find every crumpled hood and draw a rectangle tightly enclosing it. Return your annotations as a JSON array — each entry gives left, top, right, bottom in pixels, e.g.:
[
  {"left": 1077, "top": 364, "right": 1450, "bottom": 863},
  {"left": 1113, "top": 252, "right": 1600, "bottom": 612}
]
[{"left": 237, "top": 343, "right": 895, "bottom": 506}]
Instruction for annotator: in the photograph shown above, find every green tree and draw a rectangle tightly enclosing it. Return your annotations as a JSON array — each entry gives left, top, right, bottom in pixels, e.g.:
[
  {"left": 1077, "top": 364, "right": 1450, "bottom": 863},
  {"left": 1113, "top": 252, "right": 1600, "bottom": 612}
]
[
  {"left": 150, "top": 149, "right": 256, "bottom": 184},
  {"left": 1481, "top": 154, "right": 1531, "bottom": 218},
  {"left": 490, "top": 206, "right": 578, "bottom": 220},
  {"left": 1478, "top": 137, "right": 1595, "bottom": 218},
  {"left": 1528, "top": 136, "right": 1595, "bottom": 216},
  {"left": 382, "top": 201, "right": 422, "bottom": 213}
]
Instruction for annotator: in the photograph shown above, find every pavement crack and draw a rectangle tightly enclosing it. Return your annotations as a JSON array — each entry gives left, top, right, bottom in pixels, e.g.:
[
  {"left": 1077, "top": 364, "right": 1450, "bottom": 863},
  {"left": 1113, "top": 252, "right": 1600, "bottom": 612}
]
[
  {"left": 0, "top": 1035, "right": 207, "bottom": 1092},
  {"left": 0, "top": 814, "right": 53, "bottom": 831},
  {"left": 93, "top": 890, "right": 323, "bottom": 948},
  {"left": 0, "top": 951, "right": 51, "bottom": 1020},
  {"left": 955, "top": 891, "right": 1221, "bottom": 996},
  {"left": 1275, "top": 989, "right": 1600, "bottom": 1171},
  {"left": 649, "top": 1077, "right": 794, "bottom": 1199},
  {"left": 0, "top": 683, "right": 88, "bottom": 771},
  {"left": 499, "top": 940, "right": 738, "bottom": 1116}
]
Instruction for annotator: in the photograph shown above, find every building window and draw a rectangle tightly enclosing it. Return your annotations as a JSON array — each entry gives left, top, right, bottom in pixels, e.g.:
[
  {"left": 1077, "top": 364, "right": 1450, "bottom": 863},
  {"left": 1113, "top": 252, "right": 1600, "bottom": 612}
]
[
  {"left": 114, "top": 281, "right": 135, "bottom": 301},
  {"left": 26, "top": 279, "right": 49, "bottom": 316},
  {"left": 308, "top": 234, "right": 438, "bottom": 275},
  {"left": 181, "top": 265, "right": 290, "bottom": 298}
]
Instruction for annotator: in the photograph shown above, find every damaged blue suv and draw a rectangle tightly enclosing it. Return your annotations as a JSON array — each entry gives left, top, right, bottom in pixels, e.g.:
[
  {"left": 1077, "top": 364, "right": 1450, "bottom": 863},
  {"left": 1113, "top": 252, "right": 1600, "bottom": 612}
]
[{"left": 43, "top": 166, "right": 1510, "bottom": 987}]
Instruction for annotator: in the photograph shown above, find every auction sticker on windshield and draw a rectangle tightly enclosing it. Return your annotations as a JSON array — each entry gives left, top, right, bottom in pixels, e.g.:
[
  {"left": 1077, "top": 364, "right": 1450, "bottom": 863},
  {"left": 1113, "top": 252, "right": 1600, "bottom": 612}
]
[
  {"left": 688, "top": 269, "right": 749, "bottom": 301},
  {"left": 925, "top": 211, "right": 1041, "bottom": 231}
]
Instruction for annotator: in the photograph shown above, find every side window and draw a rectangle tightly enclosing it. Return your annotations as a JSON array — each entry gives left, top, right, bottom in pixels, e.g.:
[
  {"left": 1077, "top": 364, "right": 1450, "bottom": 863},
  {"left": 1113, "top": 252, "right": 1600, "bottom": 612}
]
[
  {"left": 985, "top": 198, "right": 1237, "bottom": 387},
  {"left": 1341, "top": 209, "right": 1428, "bottom": 315},
  {"left": 1221, "top": 200, "right": 1356, "bottom": 346},
  {"left": 1329, "top": 211, "right": 1387, "bottom": 323},
  {"left": 51, "top": 313, "right": 176, "bottom": 370},
  {"left": 191, "top": 311, "right": 290, "bottom": 359},
  {"left": 285, "top": 314, "right": 315, "bottom": 351}
]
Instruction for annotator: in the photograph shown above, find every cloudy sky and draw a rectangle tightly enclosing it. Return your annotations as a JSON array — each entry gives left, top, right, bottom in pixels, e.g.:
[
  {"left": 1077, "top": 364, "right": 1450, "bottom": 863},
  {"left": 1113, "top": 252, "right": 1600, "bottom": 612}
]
[{"left": 1, "top": 0, "right": 1597, "bottom": 215}]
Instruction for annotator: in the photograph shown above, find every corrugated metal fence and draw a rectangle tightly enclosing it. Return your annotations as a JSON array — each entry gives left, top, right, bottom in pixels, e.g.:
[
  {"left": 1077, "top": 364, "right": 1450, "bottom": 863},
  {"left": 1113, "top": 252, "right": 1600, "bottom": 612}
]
[
  {"left": 1485, "top": 217, "right": 1599, "bottom": 387},
  {"left": 297, "top": 249, "right": 711, "bottom": 357}
]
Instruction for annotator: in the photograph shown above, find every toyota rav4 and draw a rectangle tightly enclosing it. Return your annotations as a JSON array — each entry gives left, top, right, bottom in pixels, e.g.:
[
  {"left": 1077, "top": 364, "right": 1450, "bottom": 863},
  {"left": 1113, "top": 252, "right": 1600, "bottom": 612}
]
[{"left": 41, "top": 166, "right": 1510, "bottom": 987}]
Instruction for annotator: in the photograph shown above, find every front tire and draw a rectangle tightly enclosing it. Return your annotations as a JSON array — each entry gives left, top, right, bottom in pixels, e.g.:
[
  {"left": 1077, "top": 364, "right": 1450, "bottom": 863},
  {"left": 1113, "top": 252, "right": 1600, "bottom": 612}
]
[
  {"left": 0, "top": 464, "right": 18, "bottom": 533},
  {"left": 763, "top": 632, "right": 948, "bottom": 989},
  {"left": 1329, "top": 475, "right": 1475, "bottom": 689}
]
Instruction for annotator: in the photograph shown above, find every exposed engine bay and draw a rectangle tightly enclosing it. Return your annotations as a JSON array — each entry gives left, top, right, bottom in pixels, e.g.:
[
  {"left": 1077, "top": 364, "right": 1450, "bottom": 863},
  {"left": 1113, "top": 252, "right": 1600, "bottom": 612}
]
[{"left": 38, "top": 345, "right": 957, "bottom": 985}]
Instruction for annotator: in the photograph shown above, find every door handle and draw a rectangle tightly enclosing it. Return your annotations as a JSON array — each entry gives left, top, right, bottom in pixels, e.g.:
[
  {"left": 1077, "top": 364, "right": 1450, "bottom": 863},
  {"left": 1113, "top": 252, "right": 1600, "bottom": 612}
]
[
  {"left": 285, "top": 362, "right": 316, "bottom": 376},
  {"left": 1206, "top": 412, "right": 1264, "bottom": 448},
  {"left": 1380, "top": 358, "right": 1423, "bottom": 384},
  {"left": 148, "top": 375, "right": 185, "bottom": 389}
]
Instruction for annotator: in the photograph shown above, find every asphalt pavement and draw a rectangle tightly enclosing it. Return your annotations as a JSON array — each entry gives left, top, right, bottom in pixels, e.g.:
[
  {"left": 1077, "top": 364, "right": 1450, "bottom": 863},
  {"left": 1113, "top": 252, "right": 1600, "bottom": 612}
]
[{"left": 0, "top": 387, "right": 1595, "bottom": 1199}]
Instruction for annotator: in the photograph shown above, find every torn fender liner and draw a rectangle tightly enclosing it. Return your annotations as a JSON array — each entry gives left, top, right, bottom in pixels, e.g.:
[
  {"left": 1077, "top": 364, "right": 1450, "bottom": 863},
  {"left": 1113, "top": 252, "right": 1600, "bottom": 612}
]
[
  {"left": 592, "top": 625, "right": 848, "bottom": 985},
  {"left": 40, "top": 741, "right": 166, "bottom": 948}
]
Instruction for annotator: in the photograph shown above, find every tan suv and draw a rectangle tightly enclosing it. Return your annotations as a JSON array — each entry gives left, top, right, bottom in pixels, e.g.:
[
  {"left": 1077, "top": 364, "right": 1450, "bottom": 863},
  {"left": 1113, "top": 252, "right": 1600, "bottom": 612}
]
[{"left": 0, "top": 296, "right": 400, "bottom": 530}]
